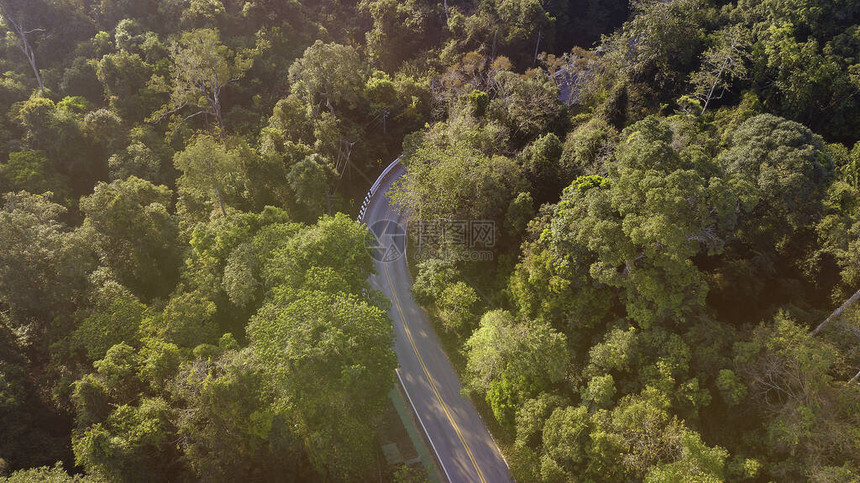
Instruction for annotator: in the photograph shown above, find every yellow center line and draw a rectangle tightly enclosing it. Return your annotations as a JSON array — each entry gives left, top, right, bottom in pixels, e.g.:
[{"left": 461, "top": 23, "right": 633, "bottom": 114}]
[{"left": 383, "top": 262, "right": 488, "bottom": 483}]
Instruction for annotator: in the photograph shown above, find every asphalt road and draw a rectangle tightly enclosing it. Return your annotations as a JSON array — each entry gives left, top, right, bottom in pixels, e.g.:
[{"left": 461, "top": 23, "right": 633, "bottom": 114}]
[{"left": 364, "top": 162, "right": 512, "bottom": 483}]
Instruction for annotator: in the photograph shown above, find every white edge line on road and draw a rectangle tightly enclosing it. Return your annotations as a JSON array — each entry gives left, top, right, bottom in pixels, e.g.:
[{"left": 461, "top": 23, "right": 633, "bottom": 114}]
[
  {"left": 474, "top": 408, "right": 512, "bottom": 470},
  {"left": 396, "top": 368, "right": 453, "bottom": 483}
]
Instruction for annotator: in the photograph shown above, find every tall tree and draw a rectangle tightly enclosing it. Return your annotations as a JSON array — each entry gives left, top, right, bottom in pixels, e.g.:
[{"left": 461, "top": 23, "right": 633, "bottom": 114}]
[
  {"left": 719, "top": 113, "right": 833, "bottom": 244},
  {"left": 79, "top": 176, "right": 180, "bottom": 301},
  {"left": 170, "top": 349, "right": 302, "bottom": 481},
  {"left": 173, "top": 135, "right": 247, "bottom": 218},
  {"left": 248, "top": 289, "right": 396, "bottom": 479},
  {"left": 689, "top": 26, "right": 751, "bottom": 114},
  {"left": 0, "top": 0, "right": 45, "bottom": 94},
  {"left": 0, "top": 192, "right": 93, "bottom": 338},
  {"left": 164, "top": 28, "right": 251, "bottom": 132},
  {"left": 736, "top": 312, "right": 860, "bottom": 479},
  {"left": 288, "top": 40, "right": 366, "bottom": 116},
  {"left": 465, "top": 310, "right": 569, "bottom": 426},
  {"left": 548, "top": 117, "right": 739, "bottom": 327},
  {"left": 390, "top": 140, "right": 526, "bottom": 226}
]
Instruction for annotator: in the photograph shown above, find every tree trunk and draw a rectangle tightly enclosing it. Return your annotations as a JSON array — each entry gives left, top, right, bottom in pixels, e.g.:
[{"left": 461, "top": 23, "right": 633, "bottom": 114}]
[
  {"left": 210, "top": 75, "right": 225, "bottom": 135},
  {"left": 701, "top": 58, "right": 729, "bottom": 115},
  {"left": 214, "top": 186, "right": 227, "bottom": 216},
  {"left": 701, "top": 78, "right": 718, "bottom": 115},
  {"left": 849, "top": 369, "right": 860, "bottom": 384},
  {"left": 532, "top": 29, "right": 542, "bottom": 67},
  {"left": 811, "top": 289, "right": 860, "bottom": 336},
  {"left": 21, "top": 38, "right": 44, "bottom": 94},
  {"left": 214, "top": 101, "right": 224, "bottom": 134},
  {"left": 491, "top": 30, "right": 498, "bottom": 59}
]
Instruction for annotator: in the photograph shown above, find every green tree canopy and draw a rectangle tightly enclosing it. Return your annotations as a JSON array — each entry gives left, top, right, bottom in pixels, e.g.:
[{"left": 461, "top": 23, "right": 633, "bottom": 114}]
[
  {"left": 80, "top": 176, "right": 180, "bottom": 300},
  {"left": 162, "top": 28, "right": 252, "bottom": 131},
  {"left": 248, "top": 289, "right": 395, "bottom": 479},
  {"left": 465, "top": 310, "right": 569, "bottom": 426}
]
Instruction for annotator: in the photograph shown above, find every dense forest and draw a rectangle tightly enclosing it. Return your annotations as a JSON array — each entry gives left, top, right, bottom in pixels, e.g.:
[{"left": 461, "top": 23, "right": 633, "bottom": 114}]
[{"left": 0, "top": 0, "right": 858, "bottom": 481}]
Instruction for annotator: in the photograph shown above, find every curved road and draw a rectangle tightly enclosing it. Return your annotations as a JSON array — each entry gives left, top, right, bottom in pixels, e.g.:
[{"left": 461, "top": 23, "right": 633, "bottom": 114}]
[{"left": 363, "top": 162, "right": 511, "bottom": 483}]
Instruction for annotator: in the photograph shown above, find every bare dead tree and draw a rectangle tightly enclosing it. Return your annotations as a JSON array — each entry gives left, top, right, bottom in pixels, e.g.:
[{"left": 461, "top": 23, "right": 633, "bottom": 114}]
[
  {"left": 811, "top": 289, "right": 860, "bottom": 336},
  {"left": 807, "top": 289, "right": 860, "bottom": 385},
  {"left": 690, "top": 26, "right": 750, "bottom": 114},
  {"left": 0, "top": 1, "right": 45, "bottom": 94}
]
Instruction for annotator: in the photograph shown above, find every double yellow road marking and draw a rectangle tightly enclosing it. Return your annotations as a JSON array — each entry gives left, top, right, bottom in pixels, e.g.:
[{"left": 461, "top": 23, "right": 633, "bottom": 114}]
[{"left": 383, "top": 262, "right": 488, "bottom": 483}]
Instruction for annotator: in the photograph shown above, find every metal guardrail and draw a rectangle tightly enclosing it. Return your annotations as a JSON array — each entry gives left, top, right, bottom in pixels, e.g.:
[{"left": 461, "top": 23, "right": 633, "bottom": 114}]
[{"left": 358, "top": 157, "right": 401, "bottom": 223}]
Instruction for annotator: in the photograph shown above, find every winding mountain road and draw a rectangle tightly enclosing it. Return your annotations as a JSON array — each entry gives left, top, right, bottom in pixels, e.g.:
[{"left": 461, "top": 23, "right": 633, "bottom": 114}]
[{"left": 362, "top": 161, "right": 511, "bottom": 483}]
